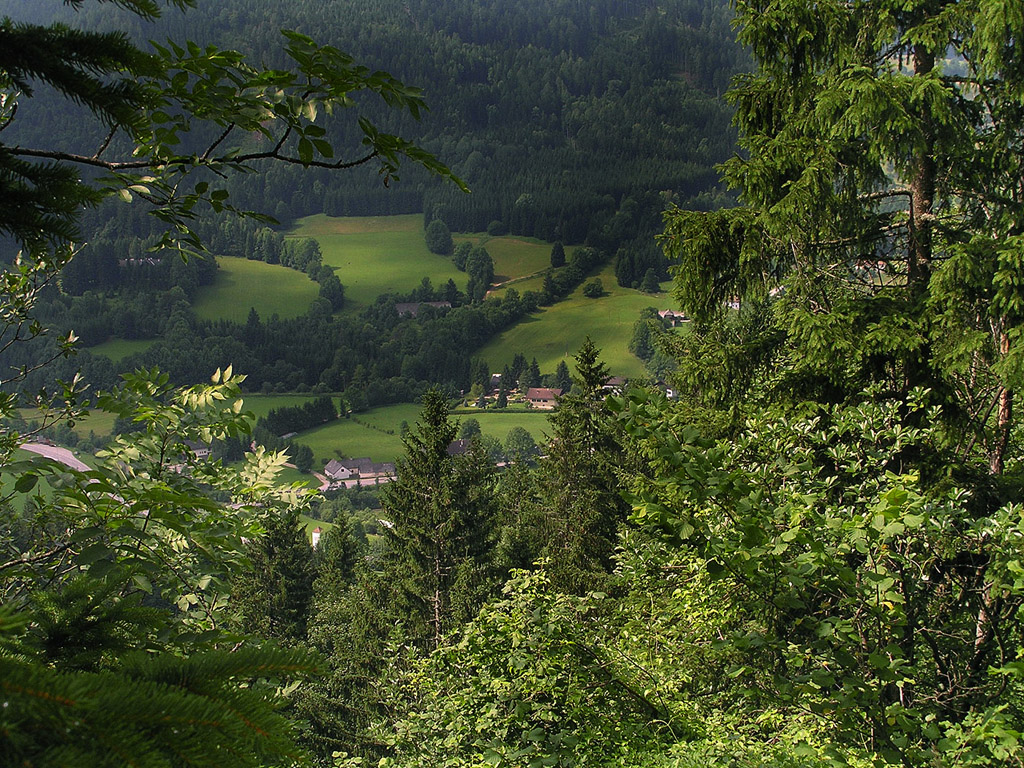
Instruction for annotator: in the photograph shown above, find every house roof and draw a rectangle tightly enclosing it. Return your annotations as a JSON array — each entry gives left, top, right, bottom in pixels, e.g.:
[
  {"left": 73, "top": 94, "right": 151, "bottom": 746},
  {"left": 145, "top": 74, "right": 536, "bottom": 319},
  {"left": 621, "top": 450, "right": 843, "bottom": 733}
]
[
  {"left": 324, "top": 459, "right": 349, "bottom": 477},
  {"left": 446, "top": 439, "right": 471, "bottom": 456},
  {"left": 394, "top": 301, "right": 452, "bottom": 317},
  {"left": 526, "top": 387, "right": 562, "bottom": 401}
]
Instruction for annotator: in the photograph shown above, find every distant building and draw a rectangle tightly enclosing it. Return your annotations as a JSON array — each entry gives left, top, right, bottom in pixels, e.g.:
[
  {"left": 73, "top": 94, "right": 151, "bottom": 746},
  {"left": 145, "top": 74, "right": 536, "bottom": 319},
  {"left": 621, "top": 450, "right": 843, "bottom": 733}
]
[
  {"left": 311, "top": 526, "right": 323, "bottom": 548},
  {"left": 526, "top": 387, "right": 562, "bottom": 409},
  {"left": 446, "top": 439, "right": 471, "bottom": 456},
  {"left": 602, "top": 376, "right": 627, "bottom": 394},
  {"left": 323, "top": 457, "right": 397, "bottom": 488},
  {"left": 183, "top": 441, "right": 212, "bottom": 460},
  {"left": 394, "top": 301, "right": 452, "bottom": 317},
  {"left": 658, "top": 309, "right": 689, "bottom": 327}
]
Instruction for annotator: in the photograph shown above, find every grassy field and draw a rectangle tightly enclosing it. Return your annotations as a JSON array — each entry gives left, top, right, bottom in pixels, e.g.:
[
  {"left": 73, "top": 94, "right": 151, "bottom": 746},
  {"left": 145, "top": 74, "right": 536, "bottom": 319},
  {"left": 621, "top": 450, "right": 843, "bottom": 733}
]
[
  {"left": 489, "top": 272, "right": 548, "bottom": 298},
  {"left": 239, "top": 393, "right": 332, "bottom": 422},
  {"left": 290, "top": 401, "right": 552, "bottom": 464},
  {"left": 477, "top": 263, "right": 676, "bottom": 379},
  {"left": 87, "top": 338, "right": 154, "bottom": 362},
  {"left": 18, "top": 406, "right": 119, "bottom": 441},
  {"left": 451, "top": 409, "right": 553, "bottom": 443},
  {"left": 192, "top": 256, "right": 320, "bottom": 323},
  {"left": 288, "top": 214, "right": 464, "bottom": 312},
  {"left": 297, "top": 416, "right": 406, "bottom": 466},
  {"left": 454, "top": 233, "right": 552, "bottom": 283},
  {"left": 72, "top": 408, "right": 118, "bottom": 438},
  {"left": 289, "top": 215, "right": 558, "bottom": 312}
]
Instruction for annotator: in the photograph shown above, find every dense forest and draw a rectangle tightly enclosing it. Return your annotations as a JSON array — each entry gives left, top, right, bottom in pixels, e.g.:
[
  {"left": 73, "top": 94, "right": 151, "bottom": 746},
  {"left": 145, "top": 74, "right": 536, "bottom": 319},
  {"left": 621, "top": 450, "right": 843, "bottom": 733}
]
[
  {"left": 2, "top": 2, "right": 1023, "bottom": 768},
  {"left": 0, "top": 0, "right": 742, "bottom": 405},
  {"left": 0, "top": 0, "right": 744, "bottom": 270}
]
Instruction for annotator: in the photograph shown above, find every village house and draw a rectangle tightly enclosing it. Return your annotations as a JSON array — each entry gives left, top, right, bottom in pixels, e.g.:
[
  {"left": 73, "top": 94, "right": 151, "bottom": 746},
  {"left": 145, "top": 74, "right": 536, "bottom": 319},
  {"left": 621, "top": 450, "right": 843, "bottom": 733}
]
[
  {"left": 526, "top": 387, "right": 562, "bottom": 410},
  {"left": 183, "top": 440, "right": 212, "bottom": 460},
  {"left": 394, "top": 301, "right": 452, "bottom": 317},
  {"left": 323, "top": 457, "right": 397, "bottom": 488},
  {"left": 602, "top": 376, "right": 627, "bottom": 394},
  {"left": 658, "top": 309, "right": 689, "bottom": 327}
]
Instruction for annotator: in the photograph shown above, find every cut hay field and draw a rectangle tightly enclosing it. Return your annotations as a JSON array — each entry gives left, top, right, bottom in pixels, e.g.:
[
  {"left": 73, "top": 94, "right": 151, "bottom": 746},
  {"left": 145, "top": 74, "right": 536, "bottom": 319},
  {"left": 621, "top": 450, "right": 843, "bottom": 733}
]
[
  {"left": 17, "top": 406, "right": 119, "bottom": 440},
  {"left": 288, "top": 214, "right": 464, "bottom": 312},
  {"left": 477, "top": 263, "right": 676, "bottom": 379},
  {"left": 240, "top": 393, "right": 335, "bottom": 422},
  {"left": 192, "top": 257, "right": 320, "bottom": 323}
]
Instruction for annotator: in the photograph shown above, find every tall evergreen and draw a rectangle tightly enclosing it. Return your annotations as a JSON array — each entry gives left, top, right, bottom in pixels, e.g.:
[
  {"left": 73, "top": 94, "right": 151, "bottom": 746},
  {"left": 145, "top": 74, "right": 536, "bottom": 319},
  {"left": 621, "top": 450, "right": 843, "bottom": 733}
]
[
  {"left": 536, "top": 338, "right": 628, "bottom": 593},
  {"left": 376, "top": 388, "right": 496, "bottom": 648},
  {"left": 662, "top": 0, "right": 1024, "bottom": 473},
  {"left": 233, "top": 508, "right": 318, "bottom": 644}
]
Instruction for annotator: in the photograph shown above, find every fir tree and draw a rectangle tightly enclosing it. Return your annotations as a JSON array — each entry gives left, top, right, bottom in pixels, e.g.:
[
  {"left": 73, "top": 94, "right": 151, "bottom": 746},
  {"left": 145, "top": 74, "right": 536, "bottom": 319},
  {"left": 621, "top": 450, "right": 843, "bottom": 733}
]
[
  {"left": 550, "top": 241, "right": 566, "bottom": 268},
  {"left": 234, "top": 509, "right": 318, "bottom": 644},
  {"left": 554, "top": 359, "right": 572, "bottom": 393},
  {"left": 536, "top": 339, "right": 627, "bottom": 593},
  {"left": 376, "top": 389, "right": 497, "bottom": 648}
]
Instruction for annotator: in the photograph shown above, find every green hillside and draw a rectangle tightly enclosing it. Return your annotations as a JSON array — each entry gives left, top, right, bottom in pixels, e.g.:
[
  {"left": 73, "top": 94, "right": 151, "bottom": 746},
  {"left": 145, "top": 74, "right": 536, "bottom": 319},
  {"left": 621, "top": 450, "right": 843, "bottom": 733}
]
[
  {"left": 478, "top": 262, "right": 675, "bottom": 378},
  {"left": 192, "top": 257, "right": 320, "bottom": 323},
  {"left": 291, "top": 402, "right": 552, "bottom": 465},
  {"left": 288, "top": 215, "right": 464, "bottom": 312}
]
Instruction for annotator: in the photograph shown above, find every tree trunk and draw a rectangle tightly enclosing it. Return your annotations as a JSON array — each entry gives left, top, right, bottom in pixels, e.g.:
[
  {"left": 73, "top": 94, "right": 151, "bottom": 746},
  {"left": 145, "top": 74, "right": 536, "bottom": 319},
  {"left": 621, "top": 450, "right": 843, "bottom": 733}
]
[
  {"left": 908, "top": 44, "right": 935, "bottom": 288},
  {"left": 990, "top": 330, "right": 1012, "bottom": 475}
]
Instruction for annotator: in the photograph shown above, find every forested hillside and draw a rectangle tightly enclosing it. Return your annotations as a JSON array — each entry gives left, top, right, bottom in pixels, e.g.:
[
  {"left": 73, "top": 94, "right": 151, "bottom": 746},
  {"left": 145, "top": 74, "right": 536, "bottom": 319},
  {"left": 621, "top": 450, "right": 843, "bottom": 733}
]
[
  {"left": 3, "top": 2, "right": 1022, "bottom": 768},
  {"left": 0, "top": 0, "right": 745, "bottom": 406},
  {"left": 0, "top": 0, "right": 742, "bottom": 241}
]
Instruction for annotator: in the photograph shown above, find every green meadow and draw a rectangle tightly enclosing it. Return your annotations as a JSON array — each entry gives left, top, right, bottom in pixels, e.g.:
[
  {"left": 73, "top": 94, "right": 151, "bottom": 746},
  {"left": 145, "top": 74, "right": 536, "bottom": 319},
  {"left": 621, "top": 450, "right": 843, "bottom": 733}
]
[
  {"left": 295, "top": 415, "right": 406, "bottom": 465},
  {"left": 87, "top": 338, "right": 154, "bottom": 362},
  {"left": 451, "top": 409, "right": 552, "bottom": 443},
  {"left": 290, "top": 402, "right": 552, "bottom": 464},
  {"left": 240, "top": 393, "right": 332, "bottom": 422},
  {"left": 453, "top": 233, "right": 552, "bottom": 283},
  {"left": 477, "top": 263, "right": 676, "bottom": 379},
  {"left": 192, "top": 256, "right": 319, "bottom": 323},
  {"left": 18, "top": 407, "right": 118, "bottom": 441},
  {"left": 288, "top": 214, "right": 464, "bottom": 312}
]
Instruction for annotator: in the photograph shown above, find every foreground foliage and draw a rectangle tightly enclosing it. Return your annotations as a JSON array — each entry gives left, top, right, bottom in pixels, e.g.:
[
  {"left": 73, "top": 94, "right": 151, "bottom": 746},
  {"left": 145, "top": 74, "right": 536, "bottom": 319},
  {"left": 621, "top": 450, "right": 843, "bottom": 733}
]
[{"left": 0, "top": 368, "right": 319, "bottom": 766}]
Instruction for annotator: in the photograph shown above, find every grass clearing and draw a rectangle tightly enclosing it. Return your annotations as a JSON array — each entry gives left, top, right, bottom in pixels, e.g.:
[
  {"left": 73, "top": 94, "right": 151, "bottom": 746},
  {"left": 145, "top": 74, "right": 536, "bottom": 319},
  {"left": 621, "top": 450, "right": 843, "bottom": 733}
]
[
  {"left": 450, "top": 409, "right": 552, "bottom": 443},
  {"left": 192, "top": 257, "right": 319, "bottom": 323},
  {"left": 289, "top": 214, "right": 463, "bottom": 312},
  {"left": 477, "top": 263, "right": 676, "bottom": 379},
  {"left": 453, "top": 233, "right": 552, "bottom": 283},
  {"left": 297, "top": 417, "right": 406, "bottom": 466},
  {"left": 290, "top": 401, "right": 552, "bottom": 464},
  {"left": 289, "top": 215, "right": 556, "bottom": 312},
  {"left": 239, "top": 394, "right": 334, "bottom": 422},
  {"left": 87, "top": 338, "right": 154, "bottom": 362}
]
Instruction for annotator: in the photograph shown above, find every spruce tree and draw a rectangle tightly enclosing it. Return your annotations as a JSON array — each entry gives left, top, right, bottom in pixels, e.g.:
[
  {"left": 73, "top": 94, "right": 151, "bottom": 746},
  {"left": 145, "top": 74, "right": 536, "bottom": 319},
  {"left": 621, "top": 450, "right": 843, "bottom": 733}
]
[
  {"left": 536, "top": 339, "right": 627, "bottom": 593},
  {"left": 554, "top": 359, "right": 572, "bottom": 393},
  {"left": 550, "top": 241, "right": 566, "bottom": 268},
  {"left": 234, "top": 507, "right": 318, "bottom": 644},
  {"left": 662, "top": 0, "right": 1024, "bottom": 472},
  {"left": 376, "top": 389, "right": 496, "bottom": 648}
]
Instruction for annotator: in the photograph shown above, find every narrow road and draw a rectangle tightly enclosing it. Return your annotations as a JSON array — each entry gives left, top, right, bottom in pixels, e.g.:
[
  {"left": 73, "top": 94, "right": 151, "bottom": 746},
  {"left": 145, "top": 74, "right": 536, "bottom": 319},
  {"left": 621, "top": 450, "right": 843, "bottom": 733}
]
[{"left": 21, "top": 443, "right": 91, "bottom": 472}]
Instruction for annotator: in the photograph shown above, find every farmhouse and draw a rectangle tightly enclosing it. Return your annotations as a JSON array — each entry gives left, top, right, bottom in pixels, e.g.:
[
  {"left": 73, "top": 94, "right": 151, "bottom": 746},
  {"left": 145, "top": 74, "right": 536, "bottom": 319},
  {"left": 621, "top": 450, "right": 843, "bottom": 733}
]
[
  {"left": 526, "top": 387, "right": 562, "bottom": 409},
  {"left": 394, "top": 301, "right": 452, "bottom": 317},
  {"left": 446, "top": 439, "right": 471, "bottom": 456},
  {"left": 183, "top": 441, "right": 212, "bottom": 460},
  {"left": 324, "top": 457, "right": 397, "bottom": 487},
  {"left": 658, "top": 309, "right": 689, "bottom": 327},
  {"left": 603, "top": 376, "right": 627, "bottom": 394}
]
